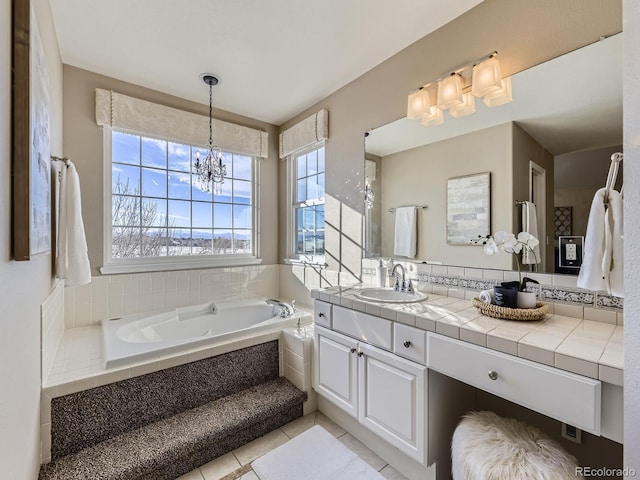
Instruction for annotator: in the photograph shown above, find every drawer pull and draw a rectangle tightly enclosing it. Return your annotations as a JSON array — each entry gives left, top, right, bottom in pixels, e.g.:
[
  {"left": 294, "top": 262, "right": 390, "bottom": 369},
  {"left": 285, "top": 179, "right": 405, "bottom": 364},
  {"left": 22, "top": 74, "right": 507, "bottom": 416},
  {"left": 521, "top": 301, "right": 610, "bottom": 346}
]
[
  {"left": 403, "top": 341, "right": 412, "bottom": 348},
  {"left": 350, "top": 347, "right": 357, "bottom": 354},
  {"left": 357, "top": 351, "right": 364, "bottom": 357},
  {"left": 488, "top": 370, "right": 499, "bottom": 381},
  {"left": 318, "top": 312, "right": 325, "bottom": 317}
]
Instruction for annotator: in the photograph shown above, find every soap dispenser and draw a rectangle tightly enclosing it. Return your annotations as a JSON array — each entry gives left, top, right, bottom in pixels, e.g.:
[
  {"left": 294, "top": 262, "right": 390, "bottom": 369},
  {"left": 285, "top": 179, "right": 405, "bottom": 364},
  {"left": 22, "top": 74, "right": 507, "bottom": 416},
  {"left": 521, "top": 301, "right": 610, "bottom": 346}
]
[{"left": 376, "top": 259, "right": 388, "bottom": 287}]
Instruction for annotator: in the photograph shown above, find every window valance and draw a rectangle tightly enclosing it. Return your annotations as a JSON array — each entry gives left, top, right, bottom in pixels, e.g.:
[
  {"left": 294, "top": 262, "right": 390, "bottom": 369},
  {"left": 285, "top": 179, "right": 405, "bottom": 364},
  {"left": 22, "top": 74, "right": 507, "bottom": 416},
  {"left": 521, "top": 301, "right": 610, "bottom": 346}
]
[
  {"left": 95, "top": 89, "right": 269, "bottom": 158},
  {"left": 279, "top": 109, "right": 328, "bottom": 158}
]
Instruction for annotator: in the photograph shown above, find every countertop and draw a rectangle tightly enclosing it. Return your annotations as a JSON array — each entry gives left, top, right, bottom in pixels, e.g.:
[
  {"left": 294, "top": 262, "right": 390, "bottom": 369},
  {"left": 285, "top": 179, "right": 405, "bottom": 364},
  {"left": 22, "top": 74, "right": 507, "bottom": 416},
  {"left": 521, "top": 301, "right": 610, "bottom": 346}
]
[{"left": 311, "top": 286, "right": 623, "bottom": 387}]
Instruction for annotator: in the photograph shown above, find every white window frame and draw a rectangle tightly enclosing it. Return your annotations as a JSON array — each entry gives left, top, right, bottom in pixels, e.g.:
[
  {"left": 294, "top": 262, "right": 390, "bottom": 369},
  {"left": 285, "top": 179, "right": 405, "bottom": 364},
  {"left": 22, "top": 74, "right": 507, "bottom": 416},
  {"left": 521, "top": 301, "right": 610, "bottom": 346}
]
[
  {"left": 100, "top": 126, "right": 262, "bottom": 274},
  {"left": 285, "top": 141, "right": 326, "bottom": 265}
]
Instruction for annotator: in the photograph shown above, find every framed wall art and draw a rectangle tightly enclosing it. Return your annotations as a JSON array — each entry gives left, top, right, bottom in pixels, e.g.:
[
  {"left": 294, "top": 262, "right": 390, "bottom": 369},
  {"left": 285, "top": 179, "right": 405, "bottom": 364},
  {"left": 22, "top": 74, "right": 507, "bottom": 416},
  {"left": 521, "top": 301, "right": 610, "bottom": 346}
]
[{"left": 446, "top": 172, "right": 491, "bottom": 245}]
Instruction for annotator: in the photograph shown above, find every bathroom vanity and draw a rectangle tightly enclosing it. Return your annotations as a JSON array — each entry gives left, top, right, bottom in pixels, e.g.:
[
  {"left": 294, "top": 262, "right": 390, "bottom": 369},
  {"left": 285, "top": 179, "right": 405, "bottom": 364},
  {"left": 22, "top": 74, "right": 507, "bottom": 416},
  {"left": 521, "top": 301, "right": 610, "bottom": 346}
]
[{"left": 311, "top": 286, "right": 623, "bottom": 479}]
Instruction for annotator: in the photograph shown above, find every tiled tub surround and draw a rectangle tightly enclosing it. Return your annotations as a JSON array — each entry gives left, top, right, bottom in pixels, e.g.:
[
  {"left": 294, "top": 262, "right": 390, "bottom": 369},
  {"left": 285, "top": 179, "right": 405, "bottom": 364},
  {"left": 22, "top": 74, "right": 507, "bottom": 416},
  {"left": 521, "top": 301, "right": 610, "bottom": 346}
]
[
  {"left": 40, "top": 340, "right": 307, "bottom": 480},
  {"left": 42, "top": 281, "right": 65, "bottom": 381},
  {"left": 361, "top": 260, "right": 623, "bottom": 324},
  {"left": 311, "top": 286, "right": 623, "bottom": 387}
]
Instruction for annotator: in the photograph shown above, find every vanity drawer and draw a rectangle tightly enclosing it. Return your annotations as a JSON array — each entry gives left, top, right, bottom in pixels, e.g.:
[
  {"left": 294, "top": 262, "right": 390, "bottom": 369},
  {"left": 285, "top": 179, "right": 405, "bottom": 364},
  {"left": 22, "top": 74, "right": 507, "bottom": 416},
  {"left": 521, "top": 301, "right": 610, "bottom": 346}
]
[
  {"left": 393, "top": 323, "right": 427, "bottom": 365},
  {"left": 333, "top": 305, "right": 392, "bottom": 350},
  {"left": 314, "top": 300, "right": 333, "bottom": 328},
  {"left": 427, "top": 333, "right": 601, "bottom": 434}
]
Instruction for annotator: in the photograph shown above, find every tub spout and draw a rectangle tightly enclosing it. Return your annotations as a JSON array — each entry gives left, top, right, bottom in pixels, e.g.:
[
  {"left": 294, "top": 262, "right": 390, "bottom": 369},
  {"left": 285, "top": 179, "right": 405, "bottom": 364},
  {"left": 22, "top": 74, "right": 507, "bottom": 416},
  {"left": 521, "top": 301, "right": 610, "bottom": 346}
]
[{"left": 266, "top": 298, "right": 294, "bottom": 318}]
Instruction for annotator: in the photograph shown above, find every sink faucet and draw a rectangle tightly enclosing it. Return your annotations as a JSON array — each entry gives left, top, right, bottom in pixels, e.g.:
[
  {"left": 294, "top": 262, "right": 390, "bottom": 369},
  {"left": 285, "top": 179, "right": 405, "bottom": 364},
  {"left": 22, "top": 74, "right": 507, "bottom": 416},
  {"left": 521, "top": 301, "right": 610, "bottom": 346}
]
[
  {"left": 391, "top": 264, "right": 414, "bottom": 294},
  {"left": 266, "top": 299, "right": 295, "bottom": 317}
]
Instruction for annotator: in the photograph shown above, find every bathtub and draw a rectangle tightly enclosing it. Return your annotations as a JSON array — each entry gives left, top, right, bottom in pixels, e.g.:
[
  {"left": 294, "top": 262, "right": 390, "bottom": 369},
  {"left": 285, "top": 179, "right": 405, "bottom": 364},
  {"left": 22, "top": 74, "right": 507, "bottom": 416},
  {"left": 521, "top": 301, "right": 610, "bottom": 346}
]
[{"left": 102, "top": 299, "right": 311, "bottom": 368}]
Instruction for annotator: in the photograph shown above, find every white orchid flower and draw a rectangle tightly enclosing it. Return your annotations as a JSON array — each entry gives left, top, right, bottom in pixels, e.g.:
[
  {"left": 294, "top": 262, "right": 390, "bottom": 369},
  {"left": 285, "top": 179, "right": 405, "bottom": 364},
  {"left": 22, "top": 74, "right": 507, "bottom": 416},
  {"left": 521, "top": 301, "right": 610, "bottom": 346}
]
[
  {"left": 493, "top": 231, "right": 510, "bottom": 245},
  {"left": 517, "top": 231, "right": 539, "bottom": 248},
  {"left": 483, "top": 238, "right": 499, "bottom": 255}
]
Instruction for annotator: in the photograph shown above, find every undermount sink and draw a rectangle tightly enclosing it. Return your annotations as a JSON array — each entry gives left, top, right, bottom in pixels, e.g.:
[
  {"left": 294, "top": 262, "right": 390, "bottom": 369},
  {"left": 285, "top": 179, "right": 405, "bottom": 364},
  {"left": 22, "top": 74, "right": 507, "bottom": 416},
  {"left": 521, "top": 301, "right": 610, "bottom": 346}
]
[{"left": 354, "top": 287, "right": 427, "bottom": 303}]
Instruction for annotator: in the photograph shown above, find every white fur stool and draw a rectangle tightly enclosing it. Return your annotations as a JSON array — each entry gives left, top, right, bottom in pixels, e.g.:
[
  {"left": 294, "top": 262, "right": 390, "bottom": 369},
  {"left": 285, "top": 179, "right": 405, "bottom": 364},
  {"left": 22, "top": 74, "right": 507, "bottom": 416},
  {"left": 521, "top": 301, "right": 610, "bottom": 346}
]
[{"left": 451, "top": 411, "right": 582, "bottom": 480}]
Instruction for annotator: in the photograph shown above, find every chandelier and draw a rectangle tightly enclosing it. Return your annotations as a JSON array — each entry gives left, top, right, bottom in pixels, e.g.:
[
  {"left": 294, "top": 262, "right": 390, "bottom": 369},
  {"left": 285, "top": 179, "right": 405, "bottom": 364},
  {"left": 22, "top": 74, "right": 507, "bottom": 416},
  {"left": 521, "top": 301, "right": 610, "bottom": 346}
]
[{"left": 194, "top": 73, "right": 226, "bottom": 192}]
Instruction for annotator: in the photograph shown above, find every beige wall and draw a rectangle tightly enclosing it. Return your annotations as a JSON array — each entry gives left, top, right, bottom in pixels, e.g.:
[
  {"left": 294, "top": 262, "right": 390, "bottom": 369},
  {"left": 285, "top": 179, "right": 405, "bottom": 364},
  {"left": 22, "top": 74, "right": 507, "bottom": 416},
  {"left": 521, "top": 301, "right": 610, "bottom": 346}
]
[
  {"left": 512, "top": 123, "right": 554, "bottom": 272},
  {"left": 0, "top": 1, "right": 63, "bottom": 478},
  {"left": 62, "top": 66, "right": 280, "bottom": 274},
  {"left": 379, "top": 123, "right": 513, "bottom": 269},
  {"left": 278, "top": 0, "right": 622, "bottom": 281}
]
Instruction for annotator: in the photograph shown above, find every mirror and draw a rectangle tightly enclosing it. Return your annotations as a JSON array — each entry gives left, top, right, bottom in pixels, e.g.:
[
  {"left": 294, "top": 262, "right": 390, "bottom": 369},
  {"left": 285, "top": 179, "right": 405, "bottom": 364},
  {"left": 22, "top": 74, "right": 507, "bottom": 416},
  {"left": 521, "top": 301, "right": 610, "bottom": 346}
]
[{"left": 364, "top": 34, "right": 622, "bottom": 274}]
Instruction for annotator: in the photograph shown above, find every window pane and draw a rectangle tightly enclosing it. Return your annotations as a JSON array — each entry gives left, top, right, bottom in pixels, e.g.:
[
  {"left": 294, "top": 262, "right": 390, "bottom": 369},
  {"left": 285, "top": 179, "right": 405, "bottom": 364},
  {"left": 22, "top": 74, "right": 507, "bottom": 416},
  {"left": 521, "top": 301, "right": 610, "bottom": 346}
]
[
  {"left": 142, "top": 168, "right": 167, "bottom": 198},
  {"left": 307, "top": 175, "right": 319, "bottom": 201},
  {"left": 141, "top": 197, "right": 167, "bottom": 227},
  {"left": 142, "top": 137, "right": 167, "bottom": 168},
  {"left": 296, "top": 154, "right": 306, "bottom": 180},
  {"left": 142, "top": 228, "right": 168, "bottom": 257},
  {"left": 212, "top": 230, "right": 233, "bottom": 254},
  {"left": 191, "top": 177, "right": 213, "bottom": 201},
  {"left": 296, "top": 231, "right": 304, "bottom": 254},
  {"left": 315, "top": 206, "right": 325, "bottom": 227},
  {"left": 318, "top": 173, "right": 325, "bottom": 199},
  {"left": 307, "top": 149, "right": 318, "bottom": 175},
  {"left": 192, "top": 230, "right": 213, "bottom": 255},
  {"left": 233, "top": 230, "right": 252, "bottom": 254},
  {"left": 112, "top": 226, "right": 141, "bottom": 258},
  {"left": 169, "top": 229, "right": 191, "bottom": 255},
  {"left": 168, "top": 200, "right": 191, "bottom": 228},
  {"left": 296, "top": 208, "right": 303, "bottom": 231},
  {"left": 233, "top": 179, "right": 251, "bottom": 204},
  {"left": 192, "top": 201, "right": 213, "bottom": 228},
  {"left": 112, "top": 131, "right": 140, "bottom": 165},
  {"left": 317, "top": 147, "right": 325, "bottom": 173},
  {"left": 112, "top": 195, "right": 139, "bottom": 226},
  {"left": 297, "top": 178, "right": 307, "bottom": 203},
  {"left": 168, "top": 172, "right": 191, "bottom": 200},
  {"left": 168, "top": 143, "right": 191, "bottom": 172},
  {"left": 113, "top": 165, "right": 140, "bottom": 195},
  {"left": 213, "top": 180, "right": 233, "bottom": 203},
  {"left": 315, "top": 230, "right": 325, "bottom": 254},
  {"left": 233, "top": 155, "right": 252, "bottom": 180},
  {"left": 304, "top": 207, "right": 315, "bottom": 229},
  {"left": 214, "top": 203, "right": 232, "bottom": 228},
  {"left": 233, "top": 205, "right": 251, "bottom": 229}
]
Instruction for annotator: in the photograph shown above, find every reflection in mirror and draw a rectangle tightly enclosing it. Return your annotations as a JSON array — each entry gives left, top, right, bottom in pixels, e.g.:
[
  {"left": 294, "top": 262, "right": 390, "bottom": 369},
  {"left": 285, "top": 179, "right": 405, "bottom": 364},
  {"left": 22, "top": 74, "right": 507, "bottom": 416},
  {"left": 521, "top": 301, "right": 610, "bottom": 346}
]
[{"left": 364, "top": 34, "right": 622, "bottom": 274}]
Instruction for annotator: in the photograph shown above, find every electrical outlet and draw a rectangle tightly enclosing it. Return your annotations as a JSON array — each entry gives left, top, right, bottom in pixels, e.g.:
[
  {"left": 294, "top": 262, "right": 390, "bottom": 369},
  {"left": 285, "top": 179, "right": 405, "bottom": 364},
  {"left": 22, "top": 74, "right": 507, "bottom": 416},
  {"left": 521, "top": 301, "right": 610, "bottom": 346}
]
[
  {"left": 561, "top": 423, "right": 582, "bottom": 444},
  {"left": 566, "top": 243, "right": 577, "bottom": 261}
]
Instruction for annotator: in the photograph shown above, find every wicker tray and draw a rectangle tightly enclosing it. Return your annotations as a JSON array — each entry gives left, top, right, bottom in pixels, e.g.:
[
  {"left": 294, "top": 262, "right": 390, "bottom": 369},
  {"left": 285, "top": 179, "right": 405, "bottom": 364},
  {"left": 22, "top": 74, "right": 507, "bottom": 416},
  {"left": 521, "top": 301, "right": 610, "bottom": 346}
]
[{"left": 472, "top": 297, "right": 549, "bottom": 321}]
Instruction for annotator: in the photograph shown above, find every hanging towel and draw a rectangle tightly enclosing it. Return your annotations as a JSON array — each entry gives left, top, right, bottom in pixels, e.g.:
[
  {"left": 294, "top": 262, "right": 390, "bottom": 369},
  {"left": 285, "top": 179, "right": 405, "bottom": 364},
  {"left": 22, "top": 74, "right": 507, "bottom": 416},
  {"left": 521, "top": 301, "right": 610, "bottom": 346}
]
[
  {"left": 393, "top": 206, "right": 417, "bottom": 258},
  {"left": 521, "top": 201, "right": 540, "bottom": 264},
  {"left": 57, "top": 161, "right": 91, "bottom": 287},
  {"left": 577, "top": 188, "right": 624, "bottom": 296}
]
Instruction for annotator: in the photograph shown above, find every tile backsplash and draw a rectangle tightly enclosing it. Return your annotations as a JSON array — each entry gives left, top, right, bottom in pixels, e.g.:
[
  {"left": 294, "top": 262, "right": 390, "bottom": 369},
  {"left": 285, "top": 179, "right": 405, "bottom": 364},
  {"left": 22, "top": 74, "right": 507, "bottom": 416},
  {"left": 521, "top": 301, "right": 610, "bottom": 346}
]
[{"left": 64, "top": 265, "right": 280, "bottom": 328}]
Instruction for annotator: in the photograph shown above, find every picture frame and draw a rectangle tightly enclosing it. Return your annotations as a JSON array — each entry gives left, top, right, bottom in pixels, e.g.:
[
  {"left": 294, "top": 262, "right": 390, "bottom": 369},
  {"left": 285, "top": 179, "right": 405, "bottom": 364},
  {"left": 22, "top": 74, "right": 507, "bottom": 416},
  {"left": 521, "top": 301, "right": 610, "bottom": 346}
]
[
  {"left": 11, "top": 0, "right": 51, "bottom": 260},
  {"left": 446, "top": 172, "right": 491, "bottom": 245}
]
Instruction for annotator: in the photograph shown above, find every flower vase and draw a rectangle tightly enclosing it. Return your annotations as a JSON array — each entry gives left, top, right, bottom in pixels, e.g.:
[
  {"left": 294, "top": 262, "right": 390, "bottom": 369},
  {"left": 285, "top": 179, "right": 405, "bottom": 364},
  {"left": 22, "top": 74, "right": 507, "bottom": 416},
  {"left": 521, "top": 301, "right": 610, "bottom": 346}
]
[{"left": 517, "top": 291, "right": 537, "bottom": 309}]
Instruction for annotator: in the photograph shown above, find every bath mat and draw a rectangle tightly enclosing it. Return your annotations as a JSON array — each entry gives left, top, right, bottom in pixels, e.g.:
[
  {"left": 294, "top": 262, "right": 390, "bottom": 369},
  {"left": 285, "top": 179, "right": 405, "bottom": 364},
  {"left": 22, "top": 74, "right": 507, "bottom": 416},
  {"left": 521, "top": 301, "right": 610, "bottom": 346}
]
[{"left": 252, "top": 425, "right": 385, "bottom": 480}]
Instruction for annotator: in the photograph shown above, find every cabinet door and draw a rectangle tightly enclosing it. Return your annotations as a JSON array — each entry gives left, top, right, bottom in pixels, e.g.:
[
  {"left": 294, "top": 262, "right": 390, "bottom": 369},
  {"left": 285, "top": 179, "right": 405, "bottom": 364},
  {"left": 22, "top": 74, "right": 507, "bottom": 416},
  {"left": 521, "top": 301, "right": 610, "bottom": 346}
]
[
  {"left": 358, "top": 343, "right": 427, "bottom": 463},
  {"left": 314, "top": 326, "right": 359, "bottom": 418}
]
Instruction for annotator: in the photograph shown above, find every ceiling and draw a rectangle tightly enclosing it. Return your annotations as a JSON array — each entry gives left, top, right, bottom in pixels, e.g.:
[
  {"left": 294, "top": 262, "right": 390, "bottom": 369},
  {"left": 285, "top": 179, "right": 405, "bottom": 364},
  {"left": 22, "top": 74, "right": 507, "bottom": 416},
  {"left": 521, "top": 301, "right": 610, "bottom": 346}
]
[
  {"left": 48, "top": 0, "right": 483, "bottom": 125},
  {"left": 366, "top": 33, "right": 623, "bottom": 157}
]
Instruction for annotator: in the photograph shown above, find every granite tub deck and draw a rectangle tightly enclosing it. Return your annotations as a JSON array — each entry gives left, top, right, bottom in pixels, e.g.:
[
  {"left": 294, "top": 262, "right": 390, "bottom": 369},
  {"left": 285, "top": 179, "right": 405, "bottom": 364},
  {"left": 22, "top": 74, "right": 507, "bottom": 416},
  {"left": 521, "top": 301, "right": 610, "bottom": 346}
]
[
  {"left": 312, "top": 286, "right": 623, "bottom": 386},
  {"left": 39, "top": 341, "right": 307, "bottom": 480}
]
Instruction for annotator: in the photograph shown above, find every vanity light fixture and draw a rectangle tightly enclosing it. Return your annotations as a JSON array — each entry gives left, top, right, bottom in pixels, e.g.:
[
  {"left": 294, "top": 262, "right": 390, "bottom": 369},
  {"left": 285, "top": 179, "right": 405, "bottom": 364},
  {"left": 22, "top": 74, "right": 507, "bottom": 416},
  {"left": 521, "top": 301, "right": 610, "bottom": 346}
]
[
  {"left": 406, "top": 51, "right": 512, "bottom": 127},
  {"left": 194, "top": 73, "right": 226, "bottom": 193},
  {"left": 407, "top": 88, "right": 431, "bottom": 120},
  {"left": 437, "top": 73, "right": 464, "bottom": 110}
]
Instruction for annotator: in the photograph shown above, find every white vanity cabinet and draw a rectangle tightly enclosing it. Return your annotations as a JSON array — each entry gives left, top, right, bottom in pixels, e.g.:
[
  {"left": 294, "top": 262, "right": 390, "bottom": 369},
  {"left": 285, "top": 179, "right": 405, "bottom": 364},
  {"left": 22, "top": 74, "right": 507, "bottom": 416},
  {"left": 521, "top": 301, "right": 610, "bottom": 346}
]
[{"left": 313, "top": 324, "right": 427, "bottom": 463}]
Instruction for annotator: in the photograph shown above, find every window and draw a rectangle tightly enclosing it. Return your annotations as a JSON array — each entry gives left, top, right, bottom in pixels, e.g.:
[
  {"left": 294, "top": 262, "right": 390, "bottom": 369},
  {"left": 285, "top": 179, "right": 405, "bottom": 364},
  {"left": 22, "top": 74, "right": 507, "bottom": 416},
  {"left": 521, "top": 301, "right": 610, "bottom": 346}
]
[
  {"left": 103, "top": 129, "right": 258, "bottom": 272},
  {"left": 290, "top": 143, "right": 325, "bottom": 262}
]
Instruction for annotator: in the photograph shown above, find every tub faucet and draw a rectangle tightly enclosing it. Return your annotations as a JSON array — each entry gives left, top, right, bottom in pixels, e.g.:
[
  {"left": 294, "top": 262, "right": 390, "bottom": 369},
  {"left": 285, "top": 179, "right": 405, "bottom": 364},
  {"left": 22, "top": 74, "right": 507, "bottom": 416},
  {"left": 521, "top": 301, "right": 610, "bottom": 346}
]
[
  {"left": 266, "top": 299, "right": 294, "bottom": 318},
  {"left": 391, "top": 264, "right": 414, "bottom": 294}
]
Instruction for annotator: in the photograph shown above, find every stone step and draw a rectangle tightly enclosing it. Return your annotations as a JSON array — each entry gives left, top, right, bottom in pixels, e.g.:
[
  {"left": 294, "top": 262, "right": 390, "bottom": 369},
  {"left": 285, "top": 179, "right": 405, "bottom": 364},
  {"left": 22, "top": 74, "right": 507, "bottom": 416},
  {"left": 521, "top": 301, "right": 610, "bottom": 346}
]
[{"left": 39, "top": 377, "right": 306, "bottom": 480}]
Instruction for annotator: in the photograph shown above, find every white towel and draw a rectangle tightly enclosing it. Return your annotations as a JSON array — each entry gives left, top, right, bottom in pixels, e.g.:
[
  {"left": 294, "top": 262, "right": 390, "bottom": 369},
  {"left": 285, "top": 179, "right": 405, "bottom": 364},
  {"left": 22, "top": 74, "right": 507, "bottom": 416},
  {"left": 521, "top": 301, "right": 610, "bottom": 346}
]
[
  {"left": 521, "top": 201, "right": 540, "bottom": 264},
  {"left": 479, "top": 289, "right": 494, "bottom": 304},
  {"left": 57, "top": 161, "right": 91, "bottom": 287},
  {"left": 577, "top": 188, "right": 623, "bottom": 296},
  {"left": 393, "top": 206, "right": 417, "bottom": 258}
]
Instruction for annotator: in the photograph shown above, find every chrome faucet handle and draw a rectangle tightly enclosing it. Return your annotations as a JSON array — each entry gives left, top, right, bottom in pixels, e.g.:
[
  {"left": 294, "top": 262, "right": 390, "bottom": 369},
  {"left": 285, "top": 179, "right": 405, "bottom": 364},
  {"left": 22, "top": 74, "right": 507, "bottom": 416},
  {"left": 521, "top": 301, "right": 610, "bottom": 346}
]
[
  {"left": 400, "top": 278, "right": 407, "bottom": 292},
  {"left": 290, "top": 300, "right": 296, "bottom": 313},
  {"left": 394, "top": 277, "right": 401, "bottom": 292},
  {"left": 406, "top": 279, "right": 415, "bottom": 294}
]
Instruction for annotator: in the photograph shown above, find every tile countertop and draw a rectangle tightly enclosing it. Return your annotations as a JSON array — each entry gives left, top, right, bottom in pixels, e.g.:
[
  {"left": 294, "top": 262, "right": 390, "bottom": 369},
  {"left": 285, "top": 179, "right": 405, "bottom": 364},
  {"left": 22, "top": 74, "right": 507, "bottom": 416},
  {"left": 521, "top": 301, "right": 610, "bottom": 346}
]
[{"left": 311, "top": 286, "right": 623, "bottom": 387}]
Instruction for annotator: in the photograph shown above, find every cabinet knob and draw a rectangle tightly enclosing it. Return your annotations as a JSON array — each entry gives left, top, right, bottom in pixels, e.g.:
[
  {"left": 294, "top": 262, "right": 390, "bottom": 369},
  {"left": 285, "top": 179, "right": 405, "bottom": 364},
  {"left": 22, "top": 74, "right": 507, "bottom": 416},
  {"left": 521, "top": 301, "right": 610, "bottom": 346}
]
[
  {"left": 318, "top": 312, "right": 325, "bottom": 318},
  {"left": 350, "top": 347, "right": 357, "bottom": 354},
  {"left": 357, "top": 351, "right": 364, "bottom": 357},
  {"left": 403, "top": 341, "right": 411, "bottom": 348},
  {"left": 488, "top": 370, "right": 498, "bottom": 381}
]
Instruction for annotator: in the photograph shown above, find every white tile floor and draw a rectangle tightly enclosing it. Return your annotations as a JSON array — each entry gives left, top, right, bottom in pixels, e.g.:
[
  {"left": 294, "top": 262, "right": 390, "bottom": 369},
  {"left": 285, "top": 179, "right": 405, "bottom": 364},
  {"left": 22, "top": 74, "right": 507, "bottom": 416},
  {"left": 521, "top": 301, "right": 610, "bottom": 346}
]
[{"left": 177, "top": 411, "right": 408, "bottom": 480}]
